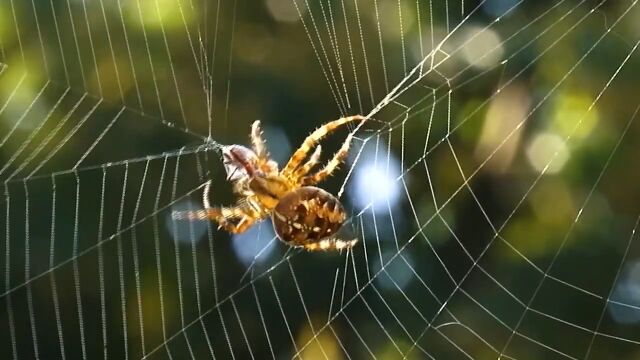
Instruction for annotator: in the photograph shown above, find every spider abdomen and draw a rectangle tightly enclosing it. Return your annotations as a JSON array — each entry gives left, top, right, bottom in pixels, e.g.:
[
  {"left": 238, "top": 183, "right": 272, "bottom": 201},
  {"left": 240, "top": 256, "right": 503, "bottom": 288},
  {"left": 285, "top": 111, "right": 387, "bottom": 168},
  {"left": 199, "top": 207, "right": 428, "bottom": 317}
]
[{"left": 272, "top": 186, "right": 355, "bottom": 251}]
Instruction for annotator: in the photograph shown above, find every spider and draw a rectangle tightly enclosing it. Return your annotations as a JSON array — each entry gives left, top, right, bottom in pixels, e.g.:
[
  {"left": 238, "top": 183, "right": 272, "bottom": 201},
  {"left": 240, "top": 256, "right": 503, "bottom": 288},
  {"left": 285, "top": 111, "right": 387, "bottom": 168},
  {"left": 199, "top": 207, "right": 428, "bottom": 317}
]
[{"left": 172, "top": 115, "right": 365, "bottom": 251}]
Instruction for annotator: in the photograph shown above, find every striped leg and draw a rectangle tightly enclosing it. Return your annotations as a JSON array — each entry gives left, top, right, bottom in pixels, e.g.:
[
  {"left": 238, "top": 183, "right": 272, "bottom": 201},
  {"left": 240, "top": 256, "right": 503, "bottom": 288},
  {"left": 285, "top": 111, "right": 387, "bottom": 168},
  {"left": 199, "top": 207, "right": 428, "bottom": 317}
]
[
  {"left": 302, "top": 132, "right": 354, "bottom": 185},
  {"left": 172, "top": 205, "right": 256, "bottom": 233},
  {"left": 251, "top": 120, "right": 268, "bottom": 160},
  {"left": 293, "top": 145, "right": 322, "bottom": 179},
  {"left": 217, "top": 214, "right": 256, "bottom": 233},
  {"left": 251, "top": 120, "right": 280, "bottom": 173},
  {"left": 283, "top": 115, "right": 365, "bottom": 175}
]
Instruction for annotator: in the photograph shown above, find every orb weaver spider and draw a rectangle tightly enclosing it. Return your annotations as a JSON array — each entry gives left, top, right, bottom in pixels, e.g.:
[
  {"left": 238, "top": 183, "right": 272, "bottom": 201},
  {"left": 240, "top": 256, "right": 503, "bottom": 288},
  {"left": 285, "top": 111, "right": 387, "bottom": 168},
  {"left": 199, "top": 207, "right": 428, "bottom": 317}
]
[{"left": 172, "top": 115, "right": 365, "bottom": 251}]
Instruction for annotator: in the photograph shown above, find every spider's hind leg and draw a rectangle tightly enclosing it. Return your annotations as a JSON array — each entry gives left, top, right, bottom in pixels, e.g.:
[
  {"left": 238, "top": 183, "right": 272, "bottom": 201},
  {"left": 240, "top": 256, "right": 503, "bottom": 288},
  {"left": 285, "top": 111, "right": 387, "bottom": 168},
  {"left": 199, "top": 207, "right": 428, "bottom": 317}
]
[
  {"left": 172, "top": 203, "right": 257, "bottom": 234},
  {"left": 216, "top": 213, "right": 257, "bottom": 233}
]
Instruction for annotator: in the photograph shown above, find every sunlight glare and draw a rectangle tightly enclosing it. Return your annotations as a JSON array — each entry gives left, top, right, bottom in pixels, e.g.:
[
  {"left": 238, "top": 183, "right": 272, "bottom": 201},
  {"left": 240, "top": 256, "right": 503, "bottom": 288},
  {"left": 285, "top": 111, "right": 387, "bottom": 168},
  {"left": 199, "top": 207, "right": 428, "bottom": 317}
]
[{"left": 349, "top": 145, "right": 401, "bottom": 212}]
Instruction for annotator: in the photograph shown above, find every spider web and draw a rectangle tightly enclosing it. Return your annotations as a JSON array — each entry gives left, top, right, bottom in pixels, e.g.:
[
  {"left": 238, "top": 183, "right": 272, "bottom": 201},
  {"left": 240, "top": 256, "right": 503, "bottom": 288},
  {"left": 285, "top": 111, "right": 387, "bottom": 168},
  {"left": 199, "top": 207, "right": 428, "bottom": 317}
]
[{"left": 1, "top": 0, "right": 640, "bottom": 359}]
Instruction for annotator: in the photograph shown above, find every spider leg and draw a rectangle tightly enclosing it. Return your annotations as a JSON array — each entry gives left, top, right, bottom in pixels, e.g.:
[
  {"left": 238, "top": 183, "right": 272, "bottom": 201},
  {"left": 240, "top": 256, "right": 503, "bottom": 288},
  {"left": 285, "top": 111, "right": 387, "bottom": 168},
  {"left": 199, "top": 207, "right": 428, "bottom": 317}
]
[
  {"left": 251, "top": 120, "right": 280, "bottom": 174},
  {"left": 302, "top": 132, "right": 354, "bottom": 186},
  {"left": 293, "top": 145, "right": 322, "bottom": 179},
  {"left": 172, "top": 205, "right": 257, "bottom": 233},
  {"left": 283, "top": 115, "right": 365, "bottom": 175},
  {"left": 251, "top": 120, "right": 269, "bottom": 160},
  {"left": 216, "top": 213, "right": 257, "bottom": 233},
  {"left": 171, "top": 204, "right": 245, "bottom": 222}
]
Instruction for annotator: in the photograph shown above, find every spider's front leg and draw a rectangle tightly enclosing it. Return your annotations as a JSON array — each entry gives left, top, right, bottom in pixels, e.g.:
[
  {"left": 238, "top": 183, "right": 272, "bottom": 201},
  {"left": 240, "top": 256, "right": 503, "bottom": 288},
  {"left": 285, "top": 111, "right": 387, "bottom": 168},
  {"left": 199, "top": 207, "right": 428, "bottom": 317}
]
[
  {"left": 251, "top": 120, "right": 279, "bottom": 174},
  {"left": 283, "top": 115, "right": 365, "bottom": 175},
  {"left": 302, "top": 132, "right": 354, "bottom": 186},
  {"left": 251, "top": 120, "right": 268, "bottom": 160},
  {"left": 293, "top": 145, "right": 322, "bottom": 179}
]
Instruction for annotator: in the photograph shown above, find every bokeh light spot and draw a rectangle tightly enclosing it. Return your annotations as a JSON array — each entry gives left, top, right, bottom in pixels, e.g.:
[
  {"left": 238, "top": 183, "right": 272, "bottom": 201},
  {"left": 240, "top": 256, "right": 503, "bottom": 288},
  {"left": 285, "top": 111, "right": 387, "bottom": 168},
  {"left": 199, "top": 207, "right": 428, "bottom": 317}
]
[
  {"left": 551, "top": 92, "right": 600, "bottom": 141},
  {"left": 348, "top": 142, "right": 402, "bottom": 212},
  {"left": 373, "top": 248, "right": 415, "bottom": 291},
  {"left": 0, "top": 62, "right": 53, "bottom": 134},
  {"left": 609, "top": 261, "right": 640, "bottom": 325},
  {"left": 167, "top": 200, "right": 208, "bottom": 244},
  {"left": 475, "top": 82, "right": 530, "bottom": 172},
  {"left": 231, "top": 221, "right": 277, "bottom": 267},
  {"left": 526, "top": 132, "right": 570, "bottom": 174},
  {"left": 375, "top": 0, "right": 416, "bottom": 37},
  {"left": 295, "top": 315, "right": 343, "bottom": 359},
  {"left": 459, "top": 26, "right": 505, "bottom": 69},
  {"left": 483, "top": 0, "right": 520, "bottom": 18}
]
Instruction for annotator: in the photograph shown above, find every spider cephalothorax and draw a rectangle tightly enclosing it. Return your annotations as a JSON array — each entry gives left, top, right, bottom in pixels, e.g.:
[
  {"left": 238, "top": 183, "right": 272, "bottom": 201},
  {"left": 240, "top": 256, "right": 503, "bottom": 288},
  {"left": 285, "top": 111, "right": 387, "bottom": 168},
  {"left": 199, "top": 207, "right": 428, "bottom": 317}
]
[{"left": 173, "top": 115, "right": 365, "bottom": 251}]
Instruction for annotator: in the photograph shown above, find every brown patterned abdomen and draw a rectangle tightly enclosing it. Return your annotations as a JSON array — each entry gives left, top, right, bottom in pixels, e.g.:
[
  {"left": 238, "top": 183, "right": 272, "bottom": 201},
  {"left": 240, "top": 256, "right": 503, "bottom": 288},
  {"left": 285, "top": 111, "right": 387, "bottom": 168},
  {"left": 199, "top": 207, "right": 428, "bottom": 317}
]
[{"left": 272, "top": 186, "right": 346, "bottom": 249}]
